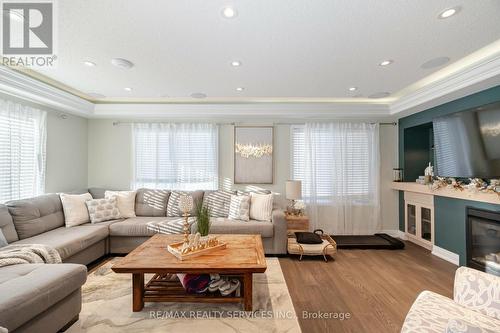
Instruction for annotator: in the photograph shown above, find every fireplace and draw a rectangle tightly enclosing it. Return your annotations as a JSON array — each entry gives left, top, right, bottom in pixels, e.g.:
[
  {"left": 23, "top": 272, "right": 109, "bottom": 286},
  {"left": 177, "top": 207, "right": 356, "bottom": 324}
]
[{"left": 466, "top": 208, "right": 500, "bottom": 276}]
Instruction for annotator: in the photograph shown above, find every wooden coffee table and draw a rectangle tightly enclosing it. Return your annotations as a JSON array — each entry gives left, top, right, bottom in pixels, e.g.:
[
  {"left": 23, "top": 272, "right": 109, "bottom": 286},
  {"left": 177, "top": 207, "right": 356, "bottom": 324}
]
[{"left": 111, "top": 234, "right": 267, "bottom": 312}]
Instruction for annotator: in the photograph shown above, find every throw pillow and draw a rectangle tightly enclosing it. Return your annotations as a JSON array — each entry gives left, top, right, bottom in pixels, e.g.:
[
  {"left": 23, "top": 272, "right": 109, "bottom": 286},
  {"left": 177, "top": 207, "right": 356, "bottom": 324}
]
[
  {"left": 249, "top": 193, "right": 273, "bottom": 221},
  {"left": 105, "top": 190, "right": 137, "bottom": 218},
  {"left": 0, "top": 230, "right": 8, "bottom": 248},
  {"left": 85, "top": 197, "right": 121, "bottom": 223},
  {"left": 228, "top": 194, "right": 250, "bottom": 221},
  {"left": 203, "top": 190, "right": 233, "bottom": 217},
  {"left": 60, "top": 193, "right": 93, "bottom": 227}
]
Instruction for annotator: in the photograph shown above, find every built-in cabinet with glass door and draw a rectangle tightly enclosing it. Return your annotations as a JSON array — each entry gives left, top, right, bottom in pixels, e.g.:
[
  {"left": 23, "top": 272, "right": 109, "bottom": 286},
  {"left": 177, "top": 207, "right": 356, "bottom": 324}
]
[{"left": 404, "top": 192, "right": 434, "bottom": 250}]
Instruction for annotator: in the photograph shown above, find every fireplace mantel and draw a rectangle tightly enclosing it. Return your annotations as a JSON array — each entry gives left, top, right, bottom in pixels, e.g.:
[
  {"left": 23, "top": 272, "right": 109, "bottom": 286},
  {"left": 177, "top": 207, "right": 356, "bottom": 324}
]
[{"left": 391, "top": 182, "right": 500, "bottom": 205}]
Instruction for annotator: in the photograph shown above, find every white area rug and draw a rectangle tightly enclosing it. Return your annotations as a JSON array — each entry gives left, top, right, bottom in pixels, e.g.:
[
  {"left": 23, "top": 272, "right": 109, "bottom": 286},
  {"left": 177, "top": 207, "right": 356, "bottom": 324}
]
[{"left": 67, "top": 257, "right": 301, "bottom": 333}]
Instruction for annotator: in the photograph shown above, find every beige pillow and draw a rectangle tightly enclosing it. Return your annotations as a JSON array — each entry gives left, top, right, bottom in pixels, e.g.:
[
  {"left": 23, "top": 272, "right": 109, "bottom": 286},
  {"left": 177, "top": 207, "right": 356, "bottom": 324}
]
[
  {"left": 60, "top": 193, "right": 93, "bottom": 227},
  {"left": 249, "top": 193, "right": 273, "bottom": 221},
  {"left": 105, "top": 190, "right": 137, "bottom": 218}
]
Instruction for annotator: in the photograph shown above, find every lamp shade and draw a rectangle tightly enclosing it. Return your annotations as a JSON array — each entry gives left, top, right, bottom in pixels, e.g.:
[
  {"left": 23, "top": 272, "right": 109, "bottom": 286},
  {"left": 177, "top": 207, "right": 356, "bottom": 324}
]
[{"left": 285, "top": 180, "right": 302, "bottom": 200}]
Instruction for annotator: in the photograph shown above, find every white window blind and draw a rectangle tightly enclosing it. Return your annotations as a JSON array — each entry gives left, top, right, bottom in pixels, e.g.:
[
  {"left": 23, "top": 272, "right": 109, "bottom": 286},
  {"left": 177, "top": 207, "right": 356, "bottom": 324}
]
[
  {"left": 291, "top": 123, "right": 378, "bottom": 201},
  {"left": 132, "top": 123, "right": 218, "bottom": 190},
  {"left": 0, "top": 99, "right": 47, "bottom": 203}
]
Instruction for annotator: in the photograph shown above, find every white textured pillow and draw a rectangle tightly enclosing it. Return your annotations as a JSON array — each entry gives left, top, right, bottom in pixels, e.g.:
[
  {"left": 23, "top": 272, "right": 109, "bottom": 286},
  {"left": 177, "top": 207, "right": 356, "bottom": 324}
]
[
  {"left": 249, "top": 193, "right": 273, "bottom": 221},
  {"left": 105, "top": 190, "right": 137, "bottom": 218},
  {"left": 60, "top": 193, "right": 93, "bottom": 227},
  {"left": 86, "top": 197, "right": 121, "bottom": 223},
  {"left": 228, "top": 195, "right": 250, "bottom": 221}
]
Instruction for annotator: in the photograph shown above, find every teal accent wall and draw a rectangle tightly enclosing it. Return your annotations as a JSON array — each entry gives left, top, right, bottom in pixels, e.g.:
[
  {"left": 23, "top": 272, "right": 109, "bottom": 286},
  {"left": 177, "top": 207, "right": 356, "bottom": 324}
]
[
  {"left": 398, "top": 85, "right": 500, "bottom": 263},
  {"left": 434, "top": 197, "right": 500, "bottom": 265}
]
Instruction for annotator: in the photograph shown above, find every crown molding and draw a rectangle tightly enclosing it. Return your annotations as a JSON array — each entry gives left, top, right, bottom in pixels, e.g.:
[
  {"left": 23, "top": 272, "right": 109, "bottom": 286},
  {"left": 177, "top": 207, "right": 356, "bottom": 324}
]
[
  {"left": 390, "top": 46, "right": 500, "bottom": 116},
  {"left": 92, "top": 102, "right": 391, "bottom": 119},
  {"left": 0, "top": 66, "right": 94, "bottom": 116}
]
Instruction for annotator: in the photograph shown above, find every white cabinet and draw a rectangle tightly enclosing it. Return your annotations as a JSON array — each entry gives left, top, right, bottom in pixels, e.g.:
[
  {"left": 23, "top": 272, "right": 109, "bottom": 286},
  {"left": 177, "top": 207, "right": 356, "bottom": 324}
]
[{"left": 404, "top": 192, "right": 434, "bottom": 250}]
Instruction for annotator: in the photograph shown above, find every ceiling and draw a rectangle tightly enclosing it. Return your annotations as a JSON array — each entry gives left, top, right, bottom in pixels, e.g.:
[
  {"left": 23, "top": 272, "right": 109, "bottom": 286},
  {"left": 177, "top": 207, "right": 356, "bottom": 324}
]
[{"left": 20, "top": 0, "right": 500, "bottom": 104}]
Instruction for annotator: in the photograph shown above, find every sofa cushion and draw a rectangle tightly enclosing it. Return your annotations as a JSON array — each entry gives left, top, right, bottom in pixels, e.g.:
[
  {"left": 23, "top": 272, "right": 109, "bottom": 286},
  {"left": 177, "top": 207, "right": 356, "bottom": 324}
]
[
  {"left": 88, "top": 187, "right": 107, "bottom": 199},
  {"left": 205, "top": 217, "right": 273, "bottom": 237},
  {"left": 167, "top": 191, "right": 204, "bottom": 217},
  {"left": 401, "top": 291, "right": 500, "bottom": 333},
  {"left": 13, "top": 224, "right": 109, "bottom": 260},
  {"left": 6, "top": 194, "right": 64, "bottom": 239},
  {"left": 203, "top": 190, "right": 234, "bottom": 217},
  {"left": 0, "top": 263, "right": 87, "bottom": 332},
  {"left": 0, "top": 204, "right": 18, "bottom": 243},
  {"left": 135, "top": 189, "right": 170, "bottom": 216},
  {"left": 109, "top": 217, "right": 192, "bottom": 236}
]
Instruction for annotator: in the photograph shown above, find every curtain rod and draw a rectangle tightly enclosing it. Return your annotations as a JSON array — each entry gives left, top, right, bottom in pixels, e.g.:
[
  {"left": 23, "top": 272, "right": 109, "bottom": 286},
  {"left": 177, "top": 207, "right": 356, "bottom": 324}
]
[{"left": 112, "top": 121, "right": 397, "bottom": 126}]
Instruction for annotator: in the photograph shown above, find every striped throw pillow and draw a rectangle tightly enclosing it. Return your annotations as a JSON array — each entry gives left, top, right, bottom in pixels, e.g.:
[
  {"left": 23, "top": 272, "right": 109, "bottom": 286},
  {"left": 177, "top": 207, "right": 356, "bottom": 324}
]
[{"left": 228, "top": 195, "right": 250, "bottom": 221}]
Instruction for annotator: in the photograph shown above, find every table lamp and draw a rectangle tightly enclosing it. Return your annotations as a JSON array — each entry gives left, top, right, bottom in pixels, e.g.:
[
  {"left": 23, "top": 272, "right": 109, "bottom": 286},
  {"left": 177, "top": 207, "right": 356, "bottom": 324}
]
[{"left": 285, "top": 180, "right": 302, "bottom": 215}]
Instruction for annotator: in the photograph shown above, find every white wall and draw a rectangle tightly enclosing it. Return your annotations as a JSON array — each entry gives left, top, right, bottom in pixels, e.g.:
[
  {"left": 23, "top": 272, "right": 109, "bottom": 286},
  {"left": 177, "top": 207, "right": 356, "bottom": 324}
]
[
  {"left": 0, "top": 93, "right": 89, "bottom": 194},
  {"left": 379, "top": 124, "right": 399, "bottom": 231},
  {"left": 87, "top": 119, "right": 399, "bottom": 230},
  {"left": 87, "top": 120, "right": 289, "bottom": 194},
  {"left": 45, "top": 112, "right": 88, "bottom": 193}
]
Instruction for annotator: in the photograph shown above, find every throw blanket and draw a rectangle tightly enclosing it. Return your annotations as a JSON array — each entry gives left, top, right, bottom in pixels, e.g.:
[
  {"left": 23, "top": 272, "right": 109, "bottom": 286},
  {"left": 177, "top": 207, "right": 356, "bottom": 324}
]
[{"left": 0, "top": 244, "right": 61, "bottom": 267}]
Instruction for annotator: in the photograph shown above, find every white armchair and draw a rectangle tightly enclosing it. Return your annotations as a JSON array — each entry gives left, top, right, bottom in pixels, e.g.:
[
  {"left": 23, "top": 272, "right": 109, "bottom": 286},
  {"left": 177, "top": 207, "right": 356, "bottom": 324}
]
[{"left": 401, "top": 267, "right": 500, "bottom": 332}]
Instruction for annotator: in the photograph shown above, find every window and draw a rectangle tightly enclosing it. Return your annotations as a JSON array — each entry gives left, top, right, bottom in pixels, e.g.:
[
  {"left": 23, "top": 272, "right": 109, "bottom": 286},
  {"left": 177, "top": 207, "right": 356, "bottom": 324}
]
[
  {"left": 0, "top": 98, "right": 47, "bottom": 203},
  {"left": 291, "top": 123, "right": 379, "bottom": 202},
  {"left": 132, "top": 123, "right": 218, "bottom": 190}
]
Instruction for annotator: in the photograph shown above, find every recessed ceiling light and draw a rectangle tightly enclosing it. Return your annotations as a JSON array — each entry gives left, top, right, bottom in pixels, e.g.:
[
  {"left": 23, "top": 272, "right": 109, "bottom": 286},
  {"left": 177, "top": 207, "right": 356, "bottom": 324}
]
[
  {"left": 231, "top": 60, "right": 242, "bottom": 67},
  {"left": 379, "top": 60, "right": 393, "bottom": 66},
  {"left": 421, "top": 56, "right": 450, "bottom": 69},
  {"left": 111, "top": 58, "right": 134, "bottom": 69},
  {"left": 368, "top": 92, "right": 391, "bottom": 99},
  {"left": 348, "top": 87, "right": 357, "bottom": 92},
  {"left": 83, "top": 61, "right": 96, "bottom": 67},
  {"left": 124, "top": 87, "right": 132, "bottom": 92},
  {"left": 222, "top": 7, "right": 237, "bottom": 18},
  {"left": 191, "top": 92, "right": 207, "bottom": 99},
  {"left": 438, "top": 7, "right": 461, "bottom": 19},
  {"left": 236, "top": 87, "right": 245, "bottom": 92}
]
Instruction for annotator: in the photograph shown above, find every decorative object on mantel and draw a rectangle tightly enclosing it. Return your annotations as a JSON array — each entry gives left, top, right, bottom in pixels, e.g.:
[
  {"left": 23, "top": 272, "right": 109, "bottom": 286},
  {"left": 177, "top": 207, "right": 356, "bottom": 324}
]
[
  {"left": 393, "top": 168, "right": 404, "bottom": 182},
  {"left": 285, "top": 180, "right": 305, "bottom": 216},
  {"left": 167, "top": 232, "right": 226, "bottom": 260},
  {"left": 431, "top": 177, "right": 500, "bottom": 197},
  {"left": 424, "top": 162, "right": 434, "bottom": 184},
  {"left": 178, "top": 194, "right": 193, "bottom": 243},
  {"left": 234, "top": 126, "right": 274, "bottom": 184}
]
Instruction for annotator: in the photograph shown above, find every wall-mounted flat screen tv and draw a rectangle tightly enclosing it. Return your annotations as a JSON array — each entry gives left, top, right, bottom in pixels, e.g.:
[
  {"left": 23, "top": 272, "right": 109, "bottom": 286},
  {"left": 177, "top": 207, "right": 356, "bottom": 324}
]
[{"left": 433, "top": 102, "right": 500, "bottom": 178}]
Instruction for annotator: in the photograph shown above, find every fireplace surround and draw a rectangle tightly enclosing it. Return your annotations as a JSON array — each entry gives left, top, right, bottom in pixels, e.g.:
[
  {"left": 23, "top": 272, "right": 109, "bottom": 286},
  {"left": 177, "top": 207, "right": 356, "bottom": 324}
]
[{"left": 466, "top": 207, "right": 500, "bottom": 275}]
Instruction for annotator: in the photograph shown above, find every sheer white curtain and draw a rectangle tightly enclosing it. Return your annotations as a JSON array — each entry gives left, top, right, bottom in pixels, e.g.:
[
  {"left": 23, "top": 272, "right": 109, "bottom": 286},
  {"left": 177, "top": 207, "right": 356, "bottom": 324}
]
[
  {"left": 291, "top": 122, "right": 380, "bottom": 235},
  {"left": 132, "top": 123, "right": 218, "bottom": 190},
  {"left": 0, "top": 98, "right": 47, "bottom": 203}
]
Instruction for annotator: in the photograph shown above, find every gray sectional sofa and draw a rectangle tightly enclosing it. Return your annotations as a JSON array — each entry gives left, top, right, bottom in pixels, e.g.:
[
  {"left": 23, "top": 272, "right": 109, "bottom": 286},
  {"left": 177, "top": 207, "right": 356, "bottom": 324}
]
[{"left": 0, "top": 188, "right": 287, "bottom": 332}]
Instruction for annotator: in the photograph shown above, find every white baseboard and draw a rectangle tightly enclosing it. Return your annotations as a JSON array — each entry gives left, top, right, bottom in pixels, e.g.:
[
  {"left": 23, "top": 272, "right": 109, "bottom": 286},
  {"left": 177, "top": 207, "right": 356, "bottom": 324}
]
[
  {"left": 431, "top": 246, "right": 460, "bottom": 266},
  {"left": 380, "top": 229, "right": 406, "bottom": 240}
]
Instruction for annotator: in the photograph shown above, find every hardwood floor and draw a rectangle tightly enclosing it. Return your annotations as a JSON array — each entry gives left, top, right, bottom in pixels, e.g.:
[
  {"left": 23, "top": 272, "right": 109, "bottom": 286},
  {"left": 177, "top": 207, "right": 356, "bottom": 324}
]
[{"left": 279, "top": 241, "right": 457, "bottom": 333}]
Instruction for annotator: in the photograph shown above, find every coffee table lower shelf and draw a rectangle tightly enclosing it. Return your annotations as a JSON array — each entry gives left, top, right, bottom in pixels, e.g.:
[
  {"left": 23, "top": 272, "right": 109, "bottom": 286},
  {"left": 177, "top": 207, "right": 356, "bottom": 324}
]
[{"left": 132, "top": 272, "right": 253, "bottom": 312}]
